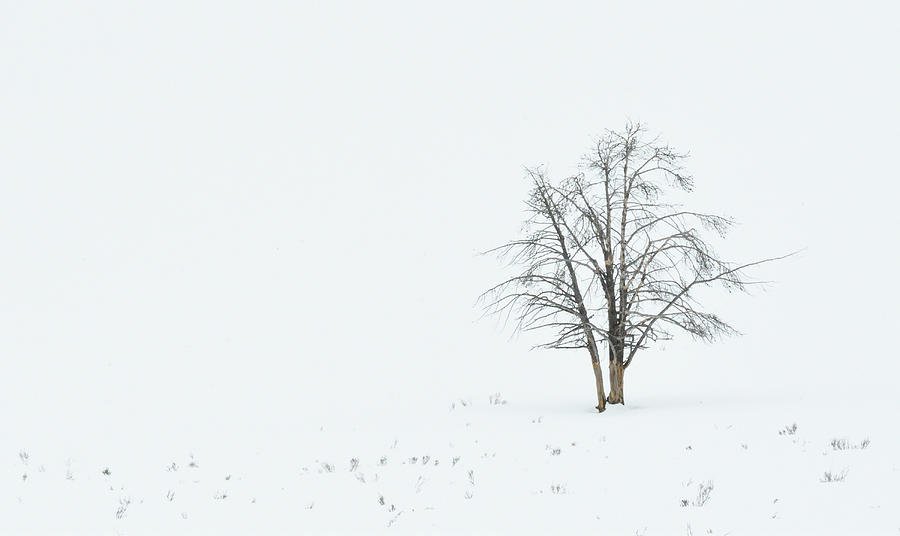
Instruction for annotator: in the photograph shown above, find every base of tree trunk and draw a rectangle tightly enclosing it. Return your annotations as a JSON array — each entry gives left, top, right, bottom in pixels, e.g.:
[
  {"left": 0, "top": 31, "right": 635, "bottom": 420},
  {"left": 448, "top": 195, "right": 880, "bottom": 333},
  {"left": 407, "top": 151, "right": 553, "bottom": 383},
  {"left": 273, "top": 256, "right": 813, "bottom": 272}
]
[
  {"left": 592, "top": 361, "right": 607, "bottom": 413},
  {"left": 607, "top": 359, "right": 625, "bottom": 405}
]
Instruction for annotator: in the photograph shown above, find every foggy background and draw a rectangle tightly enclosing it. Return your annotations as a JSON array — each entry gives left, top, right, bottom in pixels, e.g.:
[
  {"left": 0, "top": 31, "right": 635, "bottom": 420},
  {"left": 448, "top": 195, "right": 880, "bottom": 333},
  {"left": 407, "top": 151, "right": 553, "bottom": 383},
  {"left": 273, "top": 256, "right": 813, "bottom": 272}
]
[{"left": 1, "top": 1, "right": 897, "bottom": 459}]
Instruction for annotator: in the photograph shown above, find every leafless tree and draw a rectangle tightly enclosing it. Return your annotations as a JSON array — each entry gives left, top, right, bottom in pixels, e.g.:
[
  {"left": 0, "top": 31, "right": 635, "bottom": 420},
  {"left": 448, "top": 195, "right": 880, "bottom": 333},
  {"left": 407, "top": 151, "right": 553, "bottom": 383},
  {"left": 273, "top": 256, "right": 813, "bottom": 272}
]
[
  {"left": 482, "top": 122, "right": 788, "bottom": 412},
  {"left": 481, "top": 169, "right": 610, "bottom": 411}
]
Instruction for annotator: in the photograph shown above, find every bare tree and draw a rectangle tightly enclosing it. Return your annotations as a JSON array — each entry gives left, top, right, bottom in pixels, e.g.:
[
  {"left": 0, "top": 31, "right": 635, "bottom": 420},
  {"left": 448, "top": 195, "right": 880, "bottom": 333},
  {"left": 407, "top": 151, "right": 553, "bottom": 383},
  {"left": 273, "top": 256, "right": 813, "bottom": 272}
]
[
  {"left": 482, "top": 123, "right": 787, "bottom": 411},
  {"left": 480, "top": 169, "right": 610, "bottom": 412}
]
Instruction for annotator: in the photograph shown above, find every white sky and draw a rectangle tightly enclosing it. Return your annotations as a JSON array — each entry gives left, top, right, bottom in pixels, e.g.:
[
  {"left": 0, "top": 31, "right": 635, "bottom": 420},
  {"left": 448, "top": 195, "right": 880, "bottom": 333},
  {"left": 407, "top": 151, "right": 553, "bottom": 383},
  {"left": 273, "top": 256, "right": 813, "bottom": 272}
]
[{"left": 1, "top": 2, "right": 898, "bottom": 449}]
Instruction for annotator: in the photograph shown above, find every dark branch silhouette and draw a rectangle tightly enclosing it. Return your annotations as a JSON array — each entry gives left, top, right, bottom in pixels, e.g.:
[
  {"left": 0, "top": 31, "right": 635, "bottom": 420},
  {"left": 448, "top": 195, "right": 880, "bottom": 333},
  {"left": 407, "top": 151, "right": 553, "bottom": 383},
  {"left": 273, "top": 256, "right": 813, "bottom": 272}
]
[{"left": 481, "top": 122, "right": 789, "bottom": 412}]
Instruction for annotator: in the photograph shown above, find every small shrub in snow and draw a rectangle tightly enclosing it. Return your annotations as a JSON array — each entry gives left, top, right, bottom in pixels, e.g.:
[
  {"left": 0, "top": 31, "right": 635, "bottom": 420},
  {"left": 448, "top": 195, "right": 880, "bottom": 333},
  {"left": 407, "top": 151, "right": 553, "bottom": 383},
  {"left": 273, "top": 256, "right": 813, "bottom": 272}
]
[
  {"left": 489, "top": 392, "right": 507, "bottom": 405},
  {"left": 386, "top": 510, "right": 403, "bottom": 528},
  {"left": 349, "top": 458, "right": 359, "bottom": 471},
  {"left": 778, "top": 423, "right": 798, "bottom": 436},
  {"left": 467, "top": 469, "right": 475, "bottom": 485},
  {"left": 550, "top": 484, "right": 566, "bottom": 494},
  {"left": 820, "top": 469, "right": 848, "bottom": 483},
  {"left": 691, "top": 481, "right": 714, "bottom": 507},
  {"left": 320, "top": 462, "right": 335, "bottom": 473},
  {"left": 18, "top": 451, "right": 29, "bottom": 465},
  {"left": 830, "top": 438, "right": 870, "bottom": 450},
  {"left": 115, "top": 497, "right": 131, "bottom": 519},
  {"left": 830, "top": 438, "right": 850, "bottom": 450}
]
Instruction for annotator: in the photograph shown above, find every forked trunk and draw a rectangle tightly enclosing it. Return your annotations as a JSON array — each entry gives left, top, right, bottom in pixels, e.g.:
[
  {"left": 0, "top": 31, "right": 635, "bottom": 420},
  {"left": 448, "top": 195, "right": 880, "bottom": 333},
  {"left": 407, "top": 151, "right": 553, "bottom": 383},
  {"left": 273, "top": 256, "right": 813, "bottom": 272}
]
[{"left": 592, "top": 360, "right": 607, "bottom": 413}]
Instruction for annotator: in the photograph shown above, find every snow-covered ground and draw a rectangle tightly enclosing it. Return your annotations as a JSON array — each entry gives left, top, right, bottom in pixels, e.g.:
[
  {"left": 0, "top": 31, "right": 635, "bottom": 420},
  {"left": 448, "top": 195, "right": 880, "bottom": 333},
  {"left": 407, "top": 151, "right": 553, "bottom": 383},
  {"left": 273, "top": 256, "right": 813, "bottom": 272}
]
[
  {"left": 2, "top": 1, "right": 899, "bottom": 534},
  {"left": 4, "top": 339, "right": 899, "bottom": 534}
]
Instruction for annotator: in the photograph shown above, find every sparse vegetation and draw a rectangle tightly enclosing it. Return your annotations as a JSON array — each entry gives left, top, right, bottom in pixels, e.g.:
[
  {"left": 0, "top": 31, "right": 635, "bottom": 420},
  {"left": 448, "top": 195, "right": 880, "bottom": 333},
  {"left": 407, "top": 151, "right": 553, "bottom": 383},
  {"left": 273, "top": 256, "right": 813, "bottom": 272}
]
[
  {"left": 830, "top": 438, "right": 870, "bottom": 450},
  {"left": 778, "top": 423, "right": 798, "bottom": 436},
  {"left": 690, "top": 481, "right": 714, "bottom": 507},
  {"left": 115, "top": 497, "right": 131, "bottom": 520},
  {"left": 820, "top": 470, "right": 848, "bottom": 483},
  {"left": 489, "top": 392, "right": 508, "bottom": 405}
]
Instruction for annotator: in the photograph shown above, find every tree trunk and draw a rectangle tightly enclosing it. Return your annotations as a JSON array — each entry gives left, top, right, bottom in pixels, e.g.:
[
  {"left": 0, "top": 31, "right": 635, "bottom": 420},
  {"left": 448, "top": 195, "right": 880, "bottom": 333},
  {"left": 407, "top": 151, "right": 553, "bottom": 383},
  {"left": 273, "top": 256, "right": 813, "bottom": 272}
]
[
  {"left": 607, "top": 343, "right": 625, "bottom": 405},
  {"left": 607, "top": 360, "right": 625, "bottom": 404},
  {"left": 592, "top": 360, "right": 607, "bottom": 413}
]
